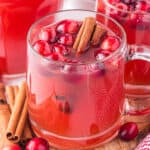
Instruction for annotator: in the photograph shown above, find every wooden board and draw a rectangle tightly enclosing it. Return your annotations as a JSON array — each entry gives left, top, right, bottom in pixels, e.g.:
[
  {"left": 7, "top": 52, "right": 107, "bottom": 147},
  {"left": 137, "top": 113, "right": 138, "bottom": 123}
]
[{"left": 96, "top": 115, "right": 150, "bottom": 150}]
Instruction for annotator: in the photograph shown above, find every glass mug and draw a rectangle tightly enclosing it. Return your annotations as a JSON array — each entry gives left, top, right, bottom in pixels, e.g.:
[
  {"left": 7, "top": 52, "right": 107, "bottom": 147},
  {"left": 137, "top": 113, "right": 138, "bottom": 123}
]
[
  {"left": 97, "top": 0, "right": 150, "bottom": 117},
  {"left": 27, "top": 10, "right": 127, "bottom": 149},
  {"left": 0, "top": 0, "right": 62, "bottom": 84}
]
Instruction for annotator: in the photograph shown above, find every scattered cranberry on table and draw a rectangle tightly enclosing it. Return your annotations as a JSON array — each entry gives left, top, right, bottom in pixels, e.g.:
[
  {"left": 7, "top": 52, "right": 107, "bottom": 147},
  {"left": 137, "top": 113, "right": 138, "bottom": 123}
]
[
  {"left": 25, "top": 137, "right": 50, "bottom": 150},
  {"left": 118, "top": 122, "right": 139, "bottom": 141}
]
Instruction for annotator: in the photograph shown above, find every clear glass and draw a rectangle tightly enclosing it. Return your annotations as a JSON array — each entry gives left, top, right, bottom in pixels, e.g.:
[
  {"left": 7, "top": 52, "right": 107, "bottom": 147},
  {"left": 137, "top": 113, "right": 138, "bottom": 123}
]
[
  {"left": 27, "top": 10, "right": 127, "bottom": 149},
  {"left": 97, "top": 0, "right": 150, "bottom": 117},
  {"left": 0, "top": 0, "right": 62, "bottom": 85}
]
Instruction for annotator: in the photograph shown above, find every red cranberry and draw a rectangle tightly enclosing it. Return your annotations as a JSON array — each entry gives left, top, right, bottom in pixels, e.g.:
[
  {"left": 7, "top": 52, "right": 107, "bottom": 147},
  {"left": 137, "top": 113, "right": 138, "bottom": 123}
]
[
  {"left": 100, "top": 36, "right": 120, "bottom": 52},
  {"left": 56, "top": 20, "right": 79, "bottom": 34},
  {"left": 2, "top": 144, "right": 22, "bottom": 150},
  {"left": 33, "top": 40, "right": 52, "bottom": 56},
  {"left": 52, "top": 43, "right": 70, "bottom": 56},
  {"left": 57, "top": 33, "right": 74, "bottom": 46},
  {"left": 122, "top": 0, "right": 136, "bottom": 4},
  {"left": 39, "top": 27, "right": 56, "bottom": 43},
  {"left": 25, "top": 137, "right": 50, "bottom": 150},
  {"left": 58, "top": 101, "right": 71, "bottom": 113},
  {"left": 135, "top": 0, "right": 150, "bottom": 12},
  {"left": 115, "top": 2, "right": 129, "bottom": 17},
  {"left": 118, "top": 122, "right": 139, "bottom": 141}
]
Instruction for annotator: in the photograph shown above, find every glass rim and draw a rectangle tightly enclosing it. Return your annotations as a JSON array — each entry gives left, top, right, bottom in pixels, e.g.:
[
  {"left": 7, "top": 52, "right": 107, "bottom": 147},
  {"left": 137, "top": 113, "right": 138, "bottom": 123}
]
[
  {"left": 102, "top": 0, "right": 150, "bottom": 15},
  {"left": 27, "top": 9, "right": 127, "bottom": 66}
]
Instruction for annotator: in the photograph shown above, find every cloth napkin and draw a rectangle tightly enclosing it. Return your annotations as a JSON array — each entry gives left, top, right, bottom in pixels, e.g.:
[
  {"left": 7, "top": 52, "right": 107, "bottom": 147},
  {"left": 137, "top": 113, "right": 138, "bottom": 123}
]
[{"left": 135, "top": 134, "right": 150, "bottom": 150}]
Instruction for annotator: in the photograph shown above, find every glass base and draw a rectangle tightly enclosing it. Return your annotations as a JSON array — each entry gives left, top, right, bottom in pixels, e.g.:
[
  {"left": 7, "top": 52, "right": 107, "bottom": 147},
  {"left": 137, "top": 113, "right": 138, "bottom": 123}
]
[
  {"left": 1, "top": 73, "right": 26, "bottom": 85},
  {"left": 125, "top": 96, "right": 150, "bottom": 122},
  {"left": 29, "top": 118, "right": 122, "bottom": 150}
]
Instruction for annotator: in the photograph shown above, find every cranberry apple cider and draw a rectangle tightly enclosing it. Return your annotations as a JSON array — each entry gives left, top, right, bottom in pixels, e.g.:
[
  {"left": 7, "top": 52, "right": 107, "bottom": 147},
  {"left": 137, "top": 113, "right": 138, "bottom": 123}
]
[
  {"left": 27, "top": 10, "right": 127, "bottom": 149},
  {"left": 0, "top": 0, "right": 61, "bottom": 83},
  {"left": 97, "top": 0, "right": 150, "bottom": 115}
]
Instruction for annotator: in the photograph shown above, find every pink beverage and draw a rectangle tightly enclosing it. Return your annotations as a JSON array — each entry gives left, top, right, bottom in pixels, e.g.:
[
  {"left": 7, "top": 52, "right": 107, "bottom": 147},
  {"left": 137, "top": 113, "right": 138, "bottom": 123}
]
[
  {"left": 27, "top": 10, "right": 127, "bottom": 149},
  {"left": 0, "top": 0, "right": 62, "bottom": 83},
  {"left": 97, "top": 0, "right": 150, "bottom": 115}
]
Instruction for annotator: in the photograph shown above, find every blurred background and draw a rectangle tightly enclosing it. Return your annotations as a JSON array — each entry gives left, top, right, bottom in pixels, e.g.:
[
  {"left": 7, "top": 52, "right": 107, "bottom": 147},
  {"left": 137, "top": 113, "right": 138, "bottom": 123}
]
[{"left": 62, "top": 0, "right": 96, "bottom": 10}]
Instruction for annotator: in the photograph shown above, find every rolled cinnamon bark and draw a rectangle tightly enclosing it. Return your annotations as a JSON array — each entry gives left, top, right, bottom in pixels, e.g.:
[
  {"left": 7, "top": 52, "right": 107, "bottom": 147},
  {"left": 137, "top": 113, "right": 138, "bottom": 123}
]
[
  {"left": 6, "top": 81, "right": 29, "bottom": 143},
  {"left": 0, "top": 83, "right": 6, "bottom": 101},
  {"left": 0, "top": 84, "right": 13, "bottom": 148},
  {"left": 5, "top": 83, "right": 32, "bottom": 143},
  {"left": 14, "top": 99, "right": 28, "bottom": 143},
  {"left": 5, "top": 86, "right": 15, "bottom": 112}
]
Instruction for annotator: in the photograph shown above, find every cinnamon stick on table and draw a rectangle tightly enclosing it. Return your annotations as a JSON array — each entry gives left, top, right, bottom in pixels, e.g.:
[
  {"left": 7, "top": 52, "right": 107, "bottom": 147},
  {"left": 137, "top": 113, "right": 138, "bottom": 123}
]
[
  {"left": 0, "top": 83, "right": 6, "bottom": 101},
  {"left": 0, "top": 83, "right": 13, "bottom": 148},
  {"left": 6, "top": 81, "right": 32, "bottom": 143},
  {"left": 5, "top": 86, "right": 16, "bottom": 112}
]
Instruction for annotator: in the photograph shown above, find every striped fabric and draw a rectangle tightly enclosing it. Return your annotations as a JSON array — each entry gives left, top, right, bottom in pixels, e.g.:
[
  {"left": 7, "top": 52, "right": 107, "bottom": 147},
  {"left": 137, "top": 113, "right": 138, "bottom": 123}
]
[{"left": 135, "top": 134, "right": 150, "bottom": 150}]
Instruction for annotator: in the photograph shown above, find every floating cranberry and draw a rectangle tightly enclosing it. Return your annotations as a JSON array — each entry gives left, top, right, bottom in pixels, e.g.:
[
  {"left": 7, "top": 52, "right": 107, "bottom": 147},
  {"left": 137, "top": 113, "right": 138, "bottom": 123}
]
[
  {"left": 33, "top": 40, "right": 52, "bottom": 56},
  {"left": 118, "top": 122, "right": 139, "bottom": 141},
  {"left": 25, "top": 137, "right": 50, "bottom": 150},
  {"left": 135, "top": 0, "right": 150, "bottom": 12},
  {"left": 122, "top": 0, "right": 136, "bottom": 4},
  {"left": 56, "top": 20, "right": 79, "bottom": 34},
  {"left": 52, "top": 43, "right": 70, "bottom": 56},
  {"left": 2, "top": 144, "right": 22, "bottom": 150},
  {"left": 39, "top": 27, "right": 56, "bottom": 43},
  {"left": 115, "top": 2, "right": 129, "bottom": 17},
  {"left": 57, "top": 33, "right": 74, "bottom": 46},
  {"left": 58, "top": 101, "right": 71, "bottom": 113},
  {"left": 100, "top": 36, "right": 120, "bottom": 52}
]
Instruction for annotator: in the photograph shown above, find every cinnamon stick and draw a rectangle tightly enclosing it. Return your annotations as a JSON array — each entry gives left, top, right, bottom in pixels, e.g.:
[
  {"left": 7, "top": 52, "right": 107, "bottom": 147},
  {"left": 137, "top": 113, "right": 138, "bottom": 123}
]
[
  {"left": 5, "top": 86, "right": 15, "bottom": 112},
  {"left": 73, "top": 17, "right": 96, "bottom": 53},
  {"left": 0, "top": 83, "right": 6, "bottom": 101},
  {"left": 14, "top": 99, "right": 28, "bottom": 143},
  {"left": 22, "top": 120, "right": 32, "bottom": 140},
  {"left": 91, "top": 24, "right": 106, "bottom": 46},
  {"left": 6, "top": 81, "right": 27, "bottom": 142},
  {"left": 0, "top": 85, "right": 13, "bottom": 148},
  {"left": 6, "top": 84, "right": 32, "bottom": 143},
  {"left": 73, "top": 20, "right": 86, "bottom": 50}
]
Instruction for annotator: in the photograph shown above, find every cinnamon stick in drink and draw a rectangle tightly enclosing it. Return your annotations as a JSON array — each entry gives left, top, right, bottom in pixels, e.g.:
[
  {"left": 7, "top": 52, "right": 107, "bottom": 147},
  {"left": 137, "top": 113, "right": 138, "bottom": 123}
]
[
  {"left": 91, "top": 24, "right": 107, "bottom": 46},
  {"left": 73, "top": 17, "right": 96, "bottom": 54}
]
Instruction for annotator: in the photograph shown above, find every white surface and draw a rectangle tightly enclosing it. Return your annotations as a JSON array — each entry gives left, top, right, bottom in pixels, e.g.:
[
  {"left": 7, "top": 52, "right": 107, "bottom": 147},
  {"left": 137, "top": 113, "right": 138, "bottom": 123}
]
[{"left": 62, "top": 0, "right": 96, "bottom": 10}]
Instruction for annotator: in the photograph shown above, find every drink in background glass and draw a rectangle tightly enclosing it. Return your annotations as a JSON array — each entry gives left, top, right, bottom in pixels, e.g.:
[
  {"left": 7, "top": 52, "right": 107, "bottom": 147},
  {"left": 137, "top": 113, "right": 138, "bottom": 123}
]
[
  {"left": 97, "top": 0, "right": 150, "bottom": 116},
  {"left": 27, "top": 10, "right": 127, "bottom": 149},
  {"left": 0, "top": 0, "right": 62, "bottom": 84}
]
